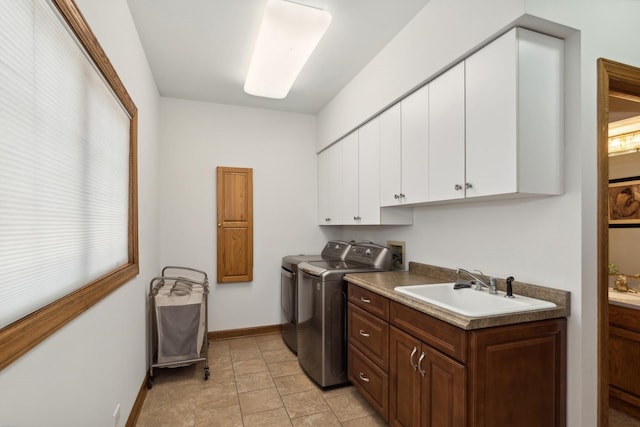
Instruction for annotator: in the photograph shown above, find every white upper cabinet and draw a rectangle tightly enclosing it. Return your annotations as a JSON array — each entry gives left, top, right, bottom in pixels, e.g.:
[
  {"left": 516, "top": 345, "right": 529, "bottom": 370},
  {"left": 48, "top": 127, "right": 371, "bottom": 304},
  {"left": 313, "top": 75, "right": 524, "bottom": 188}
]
[
  {"left": 400, "top": 85, "right": 429, "bottom": 204},
  {"left": 465, "top": 27, "right": 564, "bottom": 198},
  {"left": 341, "top": 131, "right": 360, "bottom": 223},
  {"left": 428, "top": 62, "right": 466, "bottom": 202},
  {"left": 379, "top": 104, "right": 402, "bottom": 207},
  {"left": 320, "top": 124, "right": 412, "bottom": 225},
  {"left": 318, "top": 142, "right": 342, "bottom": 225},
  {"left": 380, "top": 86, "right": 429, "bottom": 206},
  {"left": 357, "top": 118, "right": 380, "bottom": 224}
]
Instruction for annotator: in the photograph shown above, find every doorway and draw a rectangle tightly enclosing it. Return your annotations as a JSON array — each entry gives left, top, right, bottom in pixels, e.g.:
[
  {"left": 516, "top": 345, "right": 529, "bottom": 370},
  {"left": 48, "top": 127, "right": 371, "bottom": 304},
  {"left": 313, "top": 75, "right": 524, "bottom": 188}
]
[{"left": 597, "top": 59, "right": 640, "bottom": 427}]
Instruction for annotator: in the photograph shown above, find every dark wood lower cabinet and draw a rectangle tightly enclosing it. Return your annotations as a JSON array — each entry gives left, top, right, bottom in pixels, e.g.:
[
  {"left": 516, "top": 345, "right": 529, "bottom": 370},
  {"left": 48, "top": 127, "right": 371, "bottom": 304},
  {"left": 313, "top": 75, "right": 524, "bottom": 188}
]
[
  {"left": 389, "top": 327, "right": 466, "bottom": 427},
  {"left": 347, "top": 283, "right": 567, "bottom": 426}
]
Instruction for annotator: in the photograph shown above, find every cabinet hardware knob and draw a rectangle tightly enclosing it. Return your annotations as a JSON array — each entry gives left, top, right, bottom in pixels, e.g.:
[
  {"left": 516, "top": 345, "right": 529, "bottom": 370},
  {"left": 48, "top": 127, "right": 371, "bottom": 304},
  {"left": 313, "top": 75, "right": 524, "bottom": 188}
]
[
  {"left": 400, "top": 193, "right": 405, "bottom": 198},
  {"left": 410, "top": 347, "right": 418, "bottom": 371},
  {"left": 454, "top": 184, "right": 462, "bottom": 191},
  {"left": 354, "top": 216, "right": 358, "bottom": 220},
  {"left": 359, "top": 372, "right": 370, "bottom": 383},
  {"left": 217, "top": 223, "right": 221, "bottom": 227},
  {"left": 360, "top": 297, "right": 371, "bottom": 304},
  {"left": 465, "top": 182, "right": 473, "bottom": 189},
  {"left": 394, "top": 194, "right": 399, "bottom": 199},
  {"left": 359, "top": 329, "right": 370, "bottom": 338},
  {"left": 418, "top": 352, "right": 426, "bottom": 377}
]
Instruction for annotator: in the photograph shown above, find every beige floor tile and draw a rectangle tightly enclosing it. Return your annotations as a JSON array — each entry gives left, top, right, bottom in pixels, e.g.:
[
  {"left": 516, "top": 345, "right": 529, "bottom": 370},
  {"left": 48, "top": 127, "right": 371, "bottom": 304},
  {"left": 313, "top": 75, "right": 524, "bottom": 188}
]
[
  {"left": 282, "top": 389, "right": 330, "bottom": 419},
  {"left": 135, "top": 334, "right": 384, "bottom": 427},
  {"left": 195, "top": 403, "right": 243, "bottom": 427},
  {"left": 135, "top": 395, "right": 195, "bottom": 427},
  {"left": 238, "top": 387, "right": 284, "bottom": 415},
  {"left": 196, "top": 380, "right": 238, "bottom": 409},
  {"left": 226, "top": 336, "right": 259, "bottom": 349},
  {"left": 341, "top": 414, "right": 388, "bottom": 426},
  {"left": 243, "top": 407, "right": 293, "bottom": 426},
  {"left": 262, "top": 348, "right": 298, "bottom": 363},
  {"left": 233, "top": 358, "right": 269, "bottom": 376},
  {"left": 291, "top": 410, "right": 342, "bottom": 426},
  {"left": 236, "top": 370, "right": 275, "bottom": 393},
  {"left": 274, "top": 373, "right": 317, "bottom": 396},
  {"left": 268, "top": 359, "right": 303, "bottom": 378},
  {"left": 256, "top": 334, "right": 288, "bottom": 352},
  {"left": 325, "top": 388, "right": 375, "bottom": 422},
  {"left": 231, "top": 345, "right": 264, "bottom": 361},
  {"left": 209, "top": 366, "right": 235, "bottom": 384}
]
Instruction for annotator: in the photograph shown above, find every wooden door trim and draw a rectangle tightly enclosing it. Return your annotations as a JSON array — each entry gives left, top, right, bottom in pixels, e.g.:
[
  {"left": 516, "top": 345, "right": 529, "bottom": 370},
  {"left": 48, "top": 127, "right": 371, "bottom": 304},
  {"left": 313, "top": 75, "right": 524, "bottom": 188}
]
[{"left": 597, "top": 58, "right": 640, "bottom": 427}]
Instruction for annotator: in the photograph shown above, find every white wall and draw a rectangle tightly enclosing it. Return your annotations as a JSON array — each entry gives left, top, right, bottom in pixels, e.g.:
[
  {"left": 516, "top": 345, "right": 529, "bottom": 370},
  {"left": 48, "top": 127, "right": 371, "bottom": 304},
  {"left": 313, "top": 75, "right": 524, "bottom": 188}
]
[
  {"left": 159, "top": 98, "right": 337, "bottom": 332},
  {"left": 316, "top": 0, "right": 640, "bottom": 426},
  {"left": 0, "top": 0, "right": 161, "bottom": 426}
]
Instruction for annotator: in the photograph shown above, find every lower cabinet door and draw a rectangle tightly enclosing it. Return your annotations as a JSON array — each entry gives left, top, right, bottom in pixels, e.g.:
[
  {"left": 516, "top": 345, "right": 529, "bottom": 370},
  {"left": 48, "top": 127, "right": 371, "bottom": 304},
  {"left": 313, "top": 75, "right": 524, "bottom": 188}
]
[
  {"left": 390, "top": 327, "right": 421, "bottom": 426},
  {"left": 421, "top": 346, "right": 466, "bottom": 427},
  {"left": 348, "top": 344, "right": 389, "bottom": 421}
]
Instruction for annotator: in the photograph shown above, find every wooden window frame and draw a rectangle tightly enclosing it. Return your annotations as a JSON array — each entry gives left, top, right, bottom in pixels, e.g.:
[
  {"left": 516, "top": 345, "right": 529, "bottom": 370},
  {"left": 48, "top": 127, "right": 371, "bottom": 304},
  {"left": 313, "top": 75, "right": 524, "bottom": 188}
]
[{"left": 0, "top": 0, "right": 138, "bottom": 372}]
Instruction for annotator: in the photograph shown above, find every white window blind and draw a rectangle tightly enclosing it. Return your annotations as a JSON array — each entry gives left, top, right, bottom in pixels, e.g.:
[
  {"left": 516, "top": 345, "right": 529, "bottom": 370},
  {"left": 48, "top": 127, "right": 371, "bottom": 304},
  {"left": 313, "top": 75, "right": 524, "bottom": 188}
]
[{"left": 0, "top": 0, "right": 131, "bottom": 329}]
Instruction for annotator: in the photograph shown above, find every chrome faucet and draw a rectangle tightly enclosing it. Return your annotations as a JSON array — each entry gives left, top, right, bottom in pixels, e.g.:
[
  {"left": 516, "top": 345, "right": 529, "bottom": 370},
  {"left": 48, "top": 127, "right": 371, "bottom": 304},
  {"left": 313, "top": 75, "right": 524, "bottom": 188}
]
[{"left": 457, "top": 268, "right": 498, "bottom": 294}]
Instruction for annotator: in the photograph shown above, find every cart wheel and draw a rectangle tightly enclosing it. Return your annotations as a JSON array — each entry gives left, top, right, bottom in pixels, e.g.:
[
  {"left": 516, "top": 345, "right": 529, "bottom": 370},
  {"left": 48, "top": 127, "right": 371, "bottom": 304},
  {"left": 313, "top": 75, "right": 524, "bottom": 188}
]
[
  {"left": 147, "top": 375, "right": 154, "bottom": 389},
  {"left": 204, "top": 367, "right": 210, "bottom": 381}
]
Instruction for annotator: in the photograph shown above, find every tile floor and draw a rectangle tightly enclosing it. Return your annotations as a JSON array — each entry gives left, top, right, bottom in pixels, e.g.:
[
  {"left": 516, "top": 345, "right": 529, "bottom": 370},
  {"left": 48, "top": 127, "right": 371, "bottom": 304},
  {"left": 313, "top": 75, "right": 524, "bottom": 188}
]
[{"left": 135, "top": 333, "right": 386, "bottom": 426}]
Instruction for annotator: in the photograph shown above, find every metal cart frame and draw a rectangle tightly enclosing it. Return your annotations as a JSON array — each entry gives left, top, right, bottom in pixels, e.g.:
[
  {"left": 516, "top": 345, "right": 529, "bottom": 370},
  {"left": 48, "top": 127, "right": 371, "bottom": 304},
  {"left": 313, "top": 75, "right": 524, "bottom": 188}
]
[{"left": 147, "top": 266, "right": 209, "bottom": 389}]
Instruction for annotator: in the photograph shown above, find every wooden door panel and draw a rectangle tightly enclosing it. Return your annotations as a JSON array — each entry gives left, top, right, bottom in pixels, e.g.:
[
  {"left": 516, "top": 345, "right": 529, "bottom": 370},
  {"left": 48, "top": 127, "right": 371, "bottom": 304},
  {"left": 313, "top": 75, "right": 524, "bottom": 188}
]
[
  {"left": 217, "top": 167, "right": 253, "bottom": 283},
  {"left": 390, "top": 326, "right": 421, "bottom": 427},
  {"left": 422, "top": 347, "right": 466, "bottom": 427}
]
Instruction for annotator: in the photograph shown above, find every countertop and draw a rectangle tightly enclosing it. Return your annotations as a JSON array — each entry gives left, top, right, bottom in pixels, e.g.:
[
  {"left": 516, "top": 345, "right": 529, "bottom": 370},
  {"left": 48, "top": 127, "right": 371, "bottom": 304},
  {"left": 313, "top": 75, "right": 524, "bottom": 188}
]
[
  {"left": 344, "top": 262, "right": 571, "bottom": 330},
  {"left": 609, "top": 288, "right": 640, "bottom": 309}
]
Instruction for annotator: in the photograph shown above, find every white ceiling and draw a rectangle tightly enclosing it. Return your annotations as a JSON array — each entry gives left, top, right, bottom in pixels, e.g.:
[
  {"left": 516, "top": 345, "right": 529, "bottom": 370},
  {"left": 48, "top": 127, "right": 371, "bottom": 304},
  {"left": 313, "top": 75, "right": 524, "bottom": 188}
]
[{"left": 127, "top": 0, "right": 431, "bottom": 114}]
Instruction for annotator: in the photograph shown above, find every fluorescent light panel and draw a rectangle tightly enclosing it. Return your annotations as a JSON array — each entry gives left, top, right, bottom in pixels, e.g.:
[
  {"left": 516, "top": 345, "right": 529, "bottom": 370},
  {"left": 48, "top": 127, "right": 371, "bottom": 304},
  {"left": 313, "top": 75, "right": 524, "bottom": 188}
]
[{"left": 244, "top": 0, "right": 332, "bottom": 99}]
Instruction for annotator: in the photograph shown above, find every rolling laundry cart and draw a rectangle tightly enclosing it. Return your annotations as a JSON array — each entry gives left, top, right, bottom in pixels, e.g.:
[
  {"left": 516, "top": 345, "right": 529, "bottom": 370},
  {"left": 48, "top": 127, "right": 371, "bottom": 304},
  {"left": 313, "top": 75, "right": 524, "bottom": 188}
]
[{"left": 147, "top": 266, "right": 209, "bottom": 389}]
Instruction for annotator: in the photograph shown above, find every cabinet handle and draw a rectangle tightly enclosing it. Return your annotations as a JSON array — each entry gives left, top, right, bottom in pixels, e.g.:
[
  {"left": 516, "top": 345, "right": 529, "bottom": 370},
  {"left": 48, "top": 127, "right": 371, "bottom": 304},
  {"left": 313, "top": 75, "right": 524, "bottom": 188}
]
[
  {"left": 399, "top": 193, "right": 405, "bottom": 199},
  {"left": 410, "top": 347, "right": 418, "bottom": 371},
  {"left": 359, "top": 372, "right": 370, "bottom": 383},
  {"left": 325, "top": 218, "right": 331, "bottom": 222},
  {"left": 454, "top": 184, "right": 463, "bottom": 191},
  {"left": 359, "top": 329, "right": 370, "bottom": 338},
  {"left": 360, "top": 297, "right": 371, "bottom": 304},
  {"left": 418, "top": 351, "right": 426, "bottom": 377},
  {"left": 354, "top": 216, "right": 358, "bottom": 221},
  {"left": 465, "top": 182, "right": 473, "bottom": 189},
  {"left": 394, "top": 194, "right": 400, "bottom": 199}
]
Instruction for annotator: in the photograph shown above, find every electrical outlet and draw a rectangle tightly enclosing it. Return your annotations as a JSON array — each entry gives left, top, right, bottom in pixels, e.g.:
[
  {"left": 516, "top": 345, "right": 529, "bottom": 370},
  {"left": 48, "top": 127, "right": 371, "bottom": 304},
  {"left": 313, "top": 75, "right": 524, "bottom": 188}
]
[
  {"left": 387, "top": 240, "right": 406, "bottom": 271},
  {"left": 113, "top": 403, "right": 120, "bottom": 427}
]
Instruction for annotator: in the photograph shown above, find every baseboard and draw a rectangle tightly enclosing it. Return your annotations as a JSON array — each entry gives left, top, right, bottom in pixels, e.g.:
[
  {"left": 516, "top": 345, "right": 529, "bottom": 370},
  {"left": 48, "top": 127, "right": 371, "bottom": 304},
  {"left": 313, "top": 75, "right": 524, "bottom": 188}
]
[
  {"left": 125, "top": 372, "right": 149, "bottom": 427},
  {"left": 208, "top": 324, "right": 282, "bottom": 341}
]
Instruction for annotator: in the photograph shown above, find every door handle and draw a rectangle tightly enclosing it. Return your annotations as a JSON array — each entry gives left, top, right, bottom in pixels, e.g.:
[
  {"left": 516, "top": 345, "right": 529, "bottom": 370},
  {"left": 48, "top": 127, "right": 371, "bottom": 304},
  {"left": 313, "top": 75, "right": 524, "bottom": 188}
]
[
  {"left": 418, "top": 351, "right": 426, "bottom": 377},
  {"left": 410, "top": 347, "right": 417, "bottom": 371}
]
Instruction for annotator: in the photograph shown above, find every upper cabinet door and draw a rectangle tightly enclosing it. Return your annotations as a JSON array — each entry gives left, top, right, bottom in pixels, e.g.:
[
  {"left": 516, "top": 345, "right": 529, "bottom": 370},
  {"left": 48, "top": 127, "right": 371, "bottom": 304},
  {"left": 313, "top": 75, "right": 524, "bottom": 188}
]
[
  {"left": 358, "top": 118, "right": 381, "bottom": 224},
  {"left": 401, "top": 85, "right": 429, "bottom": 205},
  {"left": 379, "top": 104, "right": 402, "bottom": 207},
  {"left": 465, "top": 29, "right": 518, "bottom": 198},
  {"left": 465, "top": 28, "right": 563, "bottom": 198},
  {"left": 428, "top": 62, "right": 466, "bottom": 202},
  {"left": 341, "top": 131, "right": 360, "bottom": 224}
]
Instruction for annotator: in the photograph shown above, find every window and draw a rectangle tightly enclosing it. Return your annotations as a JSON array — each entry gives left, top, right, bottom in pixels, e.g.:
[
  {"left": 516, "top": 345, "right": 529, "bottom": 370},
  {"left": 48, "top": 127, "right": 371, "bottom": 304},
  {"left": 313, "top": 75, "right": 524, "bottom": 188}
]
[{"left": 0, "top": 0, "right": 138, "bottom": 371}]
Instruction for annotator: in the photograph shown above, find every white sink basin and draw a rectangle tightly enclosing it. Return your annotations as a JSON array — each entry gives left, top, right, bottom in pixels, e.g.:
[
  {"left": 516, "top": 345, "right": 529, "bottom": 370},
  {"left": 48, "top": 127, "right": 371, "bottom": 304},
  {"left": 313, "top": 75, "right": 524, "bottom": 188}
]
[{"left": 394, "top": 283, "right": 556, "bottom": 317}]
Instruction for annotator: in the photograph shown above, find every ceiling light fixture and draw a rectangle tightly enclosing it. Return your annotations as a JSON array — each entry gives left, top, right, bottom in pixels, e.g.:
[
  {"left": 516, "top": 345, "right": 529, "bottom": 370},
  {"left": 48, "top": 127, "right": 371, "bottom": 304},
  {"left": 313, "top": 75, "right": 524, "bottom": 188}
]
[{"left": 244, "top": 0, "right": 332, "bottom": 99}]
